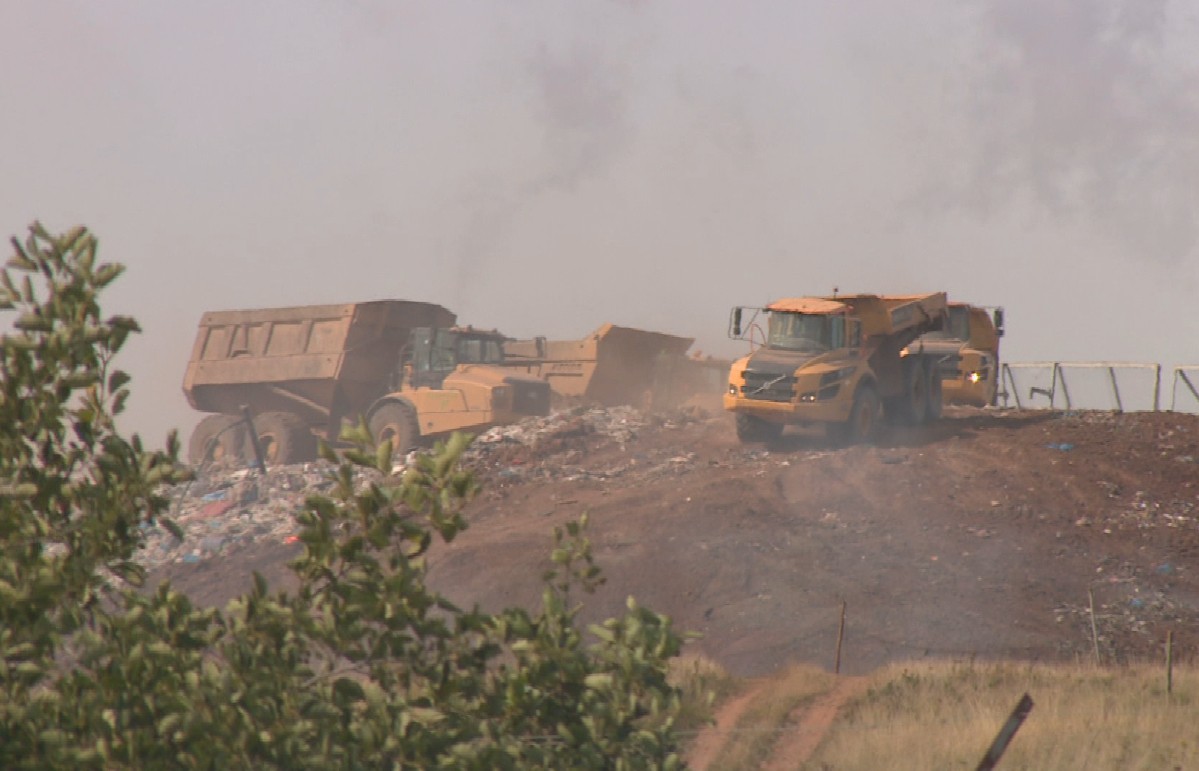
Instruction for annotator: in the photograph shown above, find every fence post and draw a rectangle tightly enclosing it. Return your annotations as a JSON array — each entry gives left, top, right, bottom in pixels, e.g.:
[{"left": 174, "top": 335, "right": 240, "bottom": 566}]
[
  {"left": 1107, "top": 366, "right": 1123, "bottom": 413},
  {"left": 1153, "top": 365, "right": 1162, "bottom": 412},
  {"left": 834, "top": 600, "right": 846, "bottom": 675},
  {"left": 975, "top": 693, "right": 1035, "bottom": 771},
  {"left": 1003, "top": 364, "right": 1022, "bottom": 409},
  {"left": 1055, "top": 364, "right": 1073, "bottom": 411},
  {"left": 1167, "top": 630, "right": 1174, "bottom": 696},
  {"left": 1178, "top": 370, "right": 1199, "bottom": 412}
]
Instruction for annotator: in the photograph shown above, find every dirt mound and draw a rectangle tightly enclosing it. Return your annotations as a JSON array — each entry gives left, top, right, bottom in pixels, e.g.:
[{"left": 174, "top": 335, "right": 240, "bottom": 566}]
[{"left": 147, "top": 406, "right": 1199, "bottom": 677}]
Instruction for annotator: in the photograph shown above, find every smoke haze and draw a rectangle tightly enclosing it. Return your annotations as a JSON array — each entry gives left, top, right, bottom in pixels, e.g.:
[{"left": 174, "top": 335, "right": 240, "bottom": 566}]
[{"left": 2, "top": 1, "right": 1197, "bottom": 443}]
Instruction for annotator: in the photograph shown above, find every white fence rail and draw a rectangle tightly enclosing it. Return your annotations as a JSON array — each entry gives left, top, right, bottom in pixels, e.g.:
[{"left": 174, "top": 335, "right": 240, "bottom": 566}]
[{"left": 1001, "top": 362, "right": 1164, "bottom": 412}]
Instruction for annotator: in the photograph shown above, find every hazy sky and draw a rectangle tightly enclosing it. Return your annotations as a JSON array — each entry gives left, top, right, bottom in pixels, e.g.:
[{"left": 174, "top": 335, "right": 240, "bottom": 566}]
[{"left": 3, "top": 1, "right": 1199, "bottom": 443}]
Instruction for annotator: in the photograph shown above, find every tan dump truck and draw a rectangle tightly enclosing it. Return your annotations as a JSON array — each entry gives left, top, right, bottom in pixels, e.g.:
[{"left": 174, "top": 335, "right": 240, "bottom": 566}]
[
  {"left": 909, "top": 303, "right": 1005, "bottom": 407},
  {"left": 182, "top": 300, "right": 550, "bottom": 465},
  {"left": 502, "top": 323, "right": 729, "bottom": 411},
  {"left": 724, "top": 293, "right": 949, "bottom": 443}
]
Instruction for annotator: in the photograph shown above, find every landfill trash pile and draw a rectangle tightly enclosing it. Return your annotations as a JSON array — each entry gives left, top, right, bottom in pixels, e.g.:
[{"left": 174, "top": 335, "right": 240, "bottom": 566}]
[
  {"left": 140, "top": 406, "right": 704, "bottom": 569},
  {"left": 470, "top": 405, "right": 649, "bottom": 452},
  {"left": 1052, "top": 557, "right": 1188, "bottom": 659},
  {"left": 464, "top": 405, "right": 738, "bottom": 485},
  {"left": 465, "top": 404, "right": 825, "bottom": 492},
  {"left": 138, "top": 461, "right": 383, "bottom": 570}
]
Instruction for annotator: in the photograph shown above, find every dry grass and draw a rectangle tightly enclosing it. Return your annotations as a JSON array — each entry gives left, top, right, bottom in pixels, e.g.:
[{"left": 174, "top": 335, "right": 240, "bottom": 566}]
[
  {"left": 804, "top": 660, "right": 1199, "bottom": 770},
  {"left": 670, "top": 653, "right": 741, "bottom": 731},
  {"left": 706, "top": 664, "right": 836, "bottom": 771}
]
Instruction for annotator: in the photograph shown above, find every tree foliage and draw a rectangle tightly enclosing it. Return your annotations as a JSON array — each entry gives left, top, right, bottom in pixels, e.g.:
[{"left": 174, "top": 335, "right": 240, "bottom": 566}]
[{"left": 0, "top": 224, "right": 686, "bottom": 769}]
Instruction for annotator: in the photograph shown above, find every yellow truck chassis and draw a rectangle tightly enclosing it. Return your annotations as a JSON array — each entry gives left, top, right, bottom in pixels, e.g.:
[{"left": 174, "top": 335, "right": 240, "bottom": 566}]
[{"left": 724, "top": 293, "right": 949, "bottom": 443}]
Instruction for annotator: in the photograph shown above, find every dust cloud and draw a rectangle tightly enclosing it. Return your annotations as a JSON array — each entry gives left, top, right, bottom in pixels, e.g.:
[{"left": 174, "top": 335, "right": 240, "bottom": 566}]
[{"left": 1, "top": 0, "right": 1197, "bottom": 444}]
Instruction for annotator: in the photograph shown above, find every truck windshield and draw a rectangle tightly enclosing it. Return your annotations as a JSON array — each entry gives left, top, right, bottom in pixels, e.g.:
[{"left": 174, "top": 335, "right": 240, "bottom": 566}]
[
  {"left": 456, "top": 336, "right": 504, "bottom": 365},
  {"left": 412, "top": 330, "right": 505, "bottom": 373},
  {"left": 767, "top": 313, "right": 843, "bottom": 352},
  {"left": 927, "top": 306, "right": 971, "bottom": 341}
]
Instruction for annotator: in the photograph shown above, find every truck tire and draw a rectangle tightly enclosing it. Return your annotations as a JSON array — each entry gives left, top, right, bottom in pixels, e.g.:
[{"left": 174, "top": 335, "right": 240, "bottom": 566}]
[
  {"left": 188, "top": 414, "right": 246, "bottom": 466},
  {"left": 248, "top": 411, "right": 316, "bottom": 465},
  {"left": 926, "top": 362, "right": 943, "bottom": 421},
  {"left": 734, "top": 413, "right": 784, "bottom": 443},
  {"left": 830, "top": 384, "right": 880, "bottom": 445},
  {"left": 897, "top": 359, "right": 929, "bottom": 425},
  {"left": 369, "top": 402, "right": 421, "bottom": 456}
]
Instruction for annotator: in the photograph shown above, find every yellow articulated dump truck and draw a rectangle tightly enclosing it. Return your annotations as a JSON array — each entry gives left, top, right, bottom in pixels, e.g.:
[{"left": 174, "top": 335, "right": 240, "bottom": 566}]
[
  {"left": 908, "top": 303, "right": 1005, "bottom": 407},
  {"left": 503, "top": 323, "right": 729, "bottom": 411},
  {"left": 182, "top": 301, "right": 550, "bottom": 466},
  {"left": 724, "top": 293, "right": 949, "bottom": 444}
]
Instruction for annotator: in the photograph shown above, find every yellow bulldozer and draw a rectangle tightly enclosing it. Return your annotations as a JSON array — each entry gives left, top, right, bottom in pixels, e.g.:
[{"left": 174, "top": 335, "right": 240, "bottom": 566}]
[
  {"left": 724, "top": 293, "right": 949, "bottom": 443},
  {"left": 502, "top": 323, "right": 730, "bottom": 412},
  {"left": 182, "top": 301, "right": 550, "bottom": 466}
]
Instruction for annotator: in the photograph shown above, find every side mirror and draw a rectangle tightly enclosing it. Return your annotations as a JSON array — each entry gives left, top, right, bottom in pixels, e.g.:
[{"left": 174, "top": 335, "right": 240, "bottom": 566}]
[
  {"left": 993, "top": 308, "right": 1006, "bottom": 338},
  {"left": 730, "top": 307, "right": 743, "bottom": 338}
]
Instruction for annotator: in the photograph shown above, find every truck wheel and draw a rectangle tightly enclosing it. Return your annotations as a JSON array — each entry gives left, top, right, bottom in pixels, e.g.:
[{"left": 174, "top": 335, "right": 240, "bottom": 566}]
[
  {"left": 188, "top": 414, "right": 246, "bottom": 466},
  {"left": 898, "top": 359, "right": 929, "bottom": 425},
  {"left": 734, "top": 413, "right": 784, "bottom": 443},
  {"left": 248, "top": 411, "right": 316, "bottom": 465},
  {"left": 833, "top": 384, "right": 880, "bottom": 445},
  {"left": 926, "top": 362, "right": 943, "bottom": 421},
  {"left": 369, "top": 402, "right": 421, "bottom": 456}
]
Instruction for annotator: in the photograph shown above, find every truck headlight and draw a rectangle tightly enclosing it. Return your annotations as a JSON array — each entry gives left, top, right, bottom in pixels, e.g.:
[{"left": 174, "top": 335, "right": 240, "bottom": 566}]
[
  {"left": 728, "top": 384, "right": 738, "bottom": 395},
  {"left": 968, "top": 372, "right": 981, "bottom": 383},
  {"left": 820, "top": 366, "right": 856, "bottom": 386}
]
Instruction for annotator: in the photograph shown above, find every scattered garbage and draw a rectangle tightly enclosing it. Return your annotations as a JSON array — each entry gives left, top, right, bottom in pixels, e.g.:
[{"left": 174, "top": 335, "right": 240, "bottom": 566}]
[
  {"left": 137, "top": 460, "right": 374, "bottom": 570},
  {"left": 1045, "top": 442, "right": 1075, "bottom": 451},
  {"left": 139, "top": 406, "right": 721, "bottom": 570}
]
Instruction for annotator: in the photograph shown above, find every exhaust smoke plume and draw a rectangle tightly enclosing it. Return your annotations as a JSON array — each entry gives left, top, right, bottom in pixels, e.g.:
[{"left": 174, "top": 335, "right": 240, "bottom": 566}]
[
  {"left": 950, "top": 0, "right": 1199, "bottom": 263},
  {"left": 450, "top": 5, "right": 644, "bottom": 311}
]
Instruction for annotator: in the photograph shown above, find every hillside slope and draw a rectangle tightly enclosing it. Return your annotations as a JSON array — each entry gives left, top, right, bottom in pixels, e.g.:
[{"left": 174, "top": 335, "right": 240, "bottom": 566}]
[{"left": 150, "top": 407, "right": 1199, "bottom": 676}]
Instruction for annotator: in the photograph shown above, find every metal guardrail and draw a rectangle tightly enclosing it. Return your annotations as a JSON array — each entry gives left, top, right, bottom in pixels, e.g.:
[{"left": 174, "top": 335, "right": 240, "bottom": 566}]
[{"left": 1001, "top": 362, "right": 1163, "bottom": 412}]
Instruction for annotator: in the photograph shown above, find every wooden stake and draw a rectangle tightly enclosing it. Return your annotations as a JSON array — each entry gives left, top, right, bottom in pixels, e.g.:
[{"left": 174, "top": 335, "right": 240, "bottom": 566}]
[
  {"left": 975, "top": 693, "right": 1035, "bottom": 771},
  {"left": 1166, "top": 630, "right": 1174, "bottom": 696},
  {"left": 834, "top": 600, "right": 847, "bottom": 675},
  {"left": 1088, "top": 588, "right": 1100, "bottom": 665}
]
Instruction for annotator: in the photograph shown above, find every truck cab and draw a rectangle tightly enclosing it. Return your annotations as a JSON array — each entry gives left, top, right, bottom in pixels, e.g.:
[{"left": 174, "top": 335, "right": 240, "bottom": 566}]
[{"left": 407, "top": 327, "right": 508, "bottom": 388}]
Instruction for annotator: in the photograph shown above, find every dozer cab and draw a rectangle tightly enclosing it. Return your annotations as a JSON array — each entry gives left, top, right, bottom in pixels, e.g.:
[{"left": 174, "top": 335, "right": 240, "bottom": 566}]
[
  {"left": 182, "top": 301, "right": 549, "bottom": 466},
  {"left": 909, "top": 303, "right": 1005, "bottom": 407},
  {"left": 724, "top": 293, "right": 948, "bottom": 444}
]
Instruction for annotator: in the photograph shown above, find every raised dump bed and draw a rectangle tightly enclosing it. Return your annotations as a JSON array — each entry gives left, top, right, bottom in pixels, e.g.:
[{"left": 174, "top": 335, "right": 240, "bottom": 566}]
[{"left": 183, "top": 300, "right": 456, "bottom": 463}]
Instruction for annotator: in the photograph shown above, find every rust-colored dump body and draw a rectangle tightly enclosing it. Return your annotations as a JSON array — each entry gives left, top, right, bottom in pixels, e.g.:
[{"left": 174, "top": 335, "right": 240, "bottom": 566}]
[
  {"left": 503, "top": 323, "right": 714, "bottom": 409},
  {"left": 183, "top": 300, "right": 456, "bottom": 431}
]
